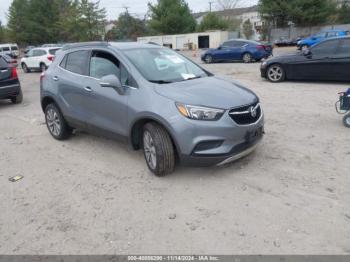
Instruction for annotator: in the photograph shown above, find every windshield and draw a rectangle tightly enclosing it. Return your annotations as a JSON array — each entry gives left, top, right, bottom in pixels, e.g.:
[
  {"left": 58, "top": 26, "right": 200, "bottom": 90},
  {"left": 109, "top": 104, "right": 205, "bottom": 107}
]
[{"left": 124, "top": 48, "right": 209, "bottom": 83}]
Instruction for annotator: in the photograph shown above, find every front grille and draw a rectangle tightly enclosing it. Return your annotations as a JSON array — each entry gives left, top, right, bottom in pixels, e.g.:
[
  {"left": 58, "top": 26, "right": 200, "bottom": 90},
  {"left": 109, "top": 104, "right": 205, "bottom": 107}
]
[{"left": 229, "top": 102, "right": 261, "bottom": 125}]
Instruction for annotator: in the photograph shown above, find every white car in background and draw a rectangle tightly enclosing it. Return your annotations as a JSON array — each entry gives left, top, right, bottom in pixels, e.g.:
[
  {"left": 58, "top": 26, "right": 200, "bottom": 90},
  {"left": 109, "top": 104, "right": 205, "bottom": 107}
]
[
  {"left": 0, "top": 43, "right": 20, "bottom": 58},
  {"left": 21, "top": 47, "right": 61, "bottom": 73}
]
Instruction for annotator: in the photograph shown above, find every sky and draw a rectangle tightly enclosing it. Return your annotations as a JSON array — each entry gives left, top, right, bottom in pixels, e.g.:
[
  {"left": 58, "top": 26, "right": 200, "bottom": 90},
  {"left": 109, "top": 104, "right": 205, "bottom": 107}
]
[{"left": 0, "top": 0, "right": 258, "bottom": 25}]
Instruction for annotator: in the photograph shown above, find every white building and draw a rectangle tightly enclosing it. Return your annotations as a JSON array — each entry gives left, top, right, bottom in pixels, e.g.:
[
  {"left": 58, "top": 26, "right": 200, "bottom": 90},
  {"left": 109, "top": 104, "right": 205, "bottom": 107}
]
[
  {"left": 193, "top": 6, "right": 263, "bottom": 40},
  {"left": 137, "top": 30, "right": 239, "bottom": 50}
]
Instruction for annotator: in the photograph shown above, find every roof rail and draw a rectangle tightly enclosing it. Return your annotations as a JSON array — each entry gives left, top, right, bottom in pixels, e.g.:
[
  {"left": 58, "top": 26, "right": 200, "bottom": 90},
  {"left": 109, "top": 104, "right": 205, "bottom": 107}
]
[{"left": 61, "top": 41, "right": 109, "bottom": 51}]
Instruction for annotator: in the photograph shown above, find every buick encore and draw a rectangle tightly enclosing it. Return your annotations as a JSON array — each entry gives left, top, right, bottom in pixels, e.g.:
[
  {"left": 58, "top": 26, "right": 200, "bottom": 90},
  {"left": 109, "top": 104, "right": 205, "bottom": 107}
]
[{"left": 40, "top": 42, "right": 264, "bottom": 176}]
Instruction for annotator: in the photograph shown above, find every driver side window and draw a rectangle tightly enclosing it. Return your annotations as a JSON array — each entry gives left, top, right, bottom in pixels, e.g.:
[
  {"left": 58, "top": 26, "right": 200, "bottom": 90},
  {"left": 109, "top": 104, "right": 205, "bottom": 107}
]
[{"left": 89, "top": 51, "right": 135, "bottom": 87}]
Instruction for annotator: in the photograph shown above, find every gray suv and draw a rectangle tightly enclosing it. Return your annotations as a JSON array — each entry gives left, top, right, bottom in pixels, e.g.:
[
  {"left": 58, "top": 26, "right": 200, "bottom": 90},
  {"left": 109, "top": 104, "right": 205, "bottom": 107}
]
[{"left": 40, "top": 42, "right": 264, "bottom": 176}]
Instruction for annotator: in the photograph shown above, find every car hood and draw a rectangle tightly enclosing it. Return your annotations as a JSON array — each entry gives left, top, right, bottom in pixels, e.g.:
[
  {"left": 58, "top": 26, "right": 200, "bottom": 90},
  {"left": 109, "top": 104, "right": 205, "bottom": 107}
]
[
  {"left": 266, "top": 51, "right": 302, "bottom": 63},
  {"left": 154, "top": 76, "right": 258, "bottom": 109}
]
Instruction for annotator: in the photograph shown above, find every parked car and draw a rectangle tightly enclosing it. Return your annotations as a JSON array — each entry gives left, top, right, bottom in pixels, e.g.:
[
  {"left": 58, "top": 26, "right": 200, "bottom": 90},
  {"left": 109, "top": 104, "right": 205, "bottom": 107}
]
[
  {"left": 0, "top": 55, "right": 22, "bottom": 104},
  {"left": 274, "top": 37, "right": 301, "bottom": 47},
  {"left": 0, "top": 54, "right": 18, "bottom": 68},
  {"left": 40, "top": 42, "right": 264, "bottom": 176},
  {"left": 297, "top": 30, "right": 349, "bottom": 50},
  {"left": 42, "top": 44, "right": 63, "bottom": 48},
  {"left": 201, "top": 39, "right": 273, "bottom": 63},
  {"left": 24, "top": 45, "right": 36, "bottom": 54},
  {"left": 0, "top": 43, "right": 20, "bottom": 58},
  {"left": 21, "top": 47, "right": 61, "bottom": 72},
  {"left": 261, "top": 37, "right": 350, "bottom": 82}
]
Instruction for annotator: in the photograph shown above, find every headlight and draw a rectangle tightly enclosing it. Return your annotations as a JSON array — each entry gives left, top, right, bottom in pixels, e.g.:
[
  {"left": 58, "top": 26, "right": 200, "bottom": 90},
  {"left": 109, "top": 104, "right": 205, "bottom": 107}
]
[
  {"left": 176, "top": 103, "right": 225, "bottom": 121},
  {"left": 297, "top": 41, "right": 301, "bottom": 45}
]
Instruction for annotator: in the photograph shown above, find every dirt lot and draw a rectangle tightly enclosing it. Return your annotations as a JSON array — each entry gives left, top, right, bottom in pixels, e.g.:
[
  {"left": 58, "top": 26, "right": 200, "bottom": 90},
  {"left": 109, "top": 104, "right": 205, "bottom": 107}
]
[{"left": 0, "top": 47, "right": 349, "bottom": 254}]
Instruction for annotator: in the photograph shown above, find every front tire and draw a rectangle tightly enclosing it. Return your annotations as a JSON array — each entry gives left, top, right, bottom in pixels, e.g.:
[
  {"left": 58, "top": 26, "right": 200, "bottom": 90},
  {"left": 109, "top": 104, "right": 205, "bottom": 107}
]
[
  {"left": 343, "top": 113, "right": 350, "bottom": 128},
  {"left": 301, "top": 45, "right": 309, "bottom": 51},
  {"left": 11, "top": 90, "right": 23, "bottom": 104},
  {"left": 204, "top": 55, "right": 213, "bottom": 64},
  {"left": 45, "top": 103, "right": 72, "bottom": 140},
  {"left": 266, "top": 64, "right": 285, "bottom": 82},
  {"left": 142, "top": 122, "right": 175, "bottom": 176}
]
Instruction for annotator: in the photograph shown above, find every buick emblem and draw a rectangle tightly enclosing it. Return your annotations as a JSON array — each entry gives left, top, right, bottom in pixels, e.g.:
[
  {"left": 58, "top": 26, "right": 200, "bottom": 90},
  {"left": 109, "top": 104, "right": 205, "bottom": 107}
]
[{"left": 249, "top": 106, "right": 257, "bottom": 118}]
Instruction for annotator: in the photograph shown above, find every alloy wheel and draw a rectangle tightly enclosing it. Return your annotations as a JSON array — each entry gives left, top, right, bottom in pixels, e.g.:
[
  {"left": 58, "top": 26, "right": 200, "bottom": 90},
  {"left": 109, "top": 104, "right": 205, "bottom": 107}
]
[
  {"left": 205, "top": 55, "right": 212, "bottom": 64},
  {"left": 243, "top": 53, "right": 252, "bottom": 63},
  {"left": 267, "top": 65, "right": 283, "bottom": 82},
  {"left": 46, "top": 108, "right": 61, "bottom": 137},
  {"left": 143, "top": 130, "right": 157, "bottom": 170}
]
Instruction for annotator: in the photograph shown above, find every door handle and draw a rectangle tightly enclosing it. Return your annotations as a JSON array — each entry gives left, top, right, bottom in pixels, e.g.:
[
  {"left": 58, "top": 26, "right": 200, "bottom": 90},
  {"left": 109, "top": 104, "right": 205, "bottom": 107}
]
[
  {"left": 84, "top": 86, "right": 92, "bottom": 92},
  {"left": 52, "top": 76, "right": 59, "bottom": 81}
]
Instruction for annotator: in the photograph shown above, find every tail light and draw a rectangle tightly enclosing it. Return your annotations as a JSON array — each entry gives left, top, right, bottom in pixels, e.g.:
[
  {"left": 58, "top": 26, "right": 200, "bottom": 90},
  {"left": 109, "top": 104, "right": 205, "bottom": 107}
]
[
  {"left": 47, "top": 55, "right": 55, "bottom": 61},
  {"left": 257, "top": 45, "right": 266, "bottom": 50},
  {"left": 11, "top": 67, "right": 18, "bottom": 79}
]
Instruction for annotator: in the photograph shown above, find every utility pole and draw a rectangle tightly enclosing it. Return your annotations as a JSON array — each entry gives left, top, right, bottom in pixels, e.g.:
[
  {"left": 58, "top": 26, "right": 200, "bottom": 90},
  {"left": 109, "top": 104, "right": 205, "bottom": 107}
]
[
  {"left": 123, "top": 6, "right": 129, "bottom": 14},
  {"left": 209, "top": 1, "right": 214, "bottom": 12}
]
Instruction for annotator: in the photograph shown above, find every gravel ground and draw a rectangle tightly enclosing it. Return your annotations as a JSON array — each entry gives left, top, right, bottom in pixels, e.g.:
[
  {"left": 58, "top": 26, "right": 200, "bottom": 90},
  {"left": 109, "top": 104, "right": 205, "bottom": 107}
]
[{"left": 0, "top": 47, "right": 349, "bottom": 255}]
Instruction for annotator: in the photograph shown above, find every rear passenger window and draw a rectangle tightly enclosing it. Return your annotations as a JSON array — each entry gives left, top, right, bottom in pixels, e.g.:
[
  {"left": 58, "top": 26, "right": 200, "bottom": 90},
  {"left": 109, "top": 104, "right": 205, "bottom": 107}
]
[
  {"left": 0, "top": 57, "right": 7, "bottom": 68},
  {"left": 33, "top": 50, "right": 46, "bottom": 56},
  {"left": 65, "top": 50, "right": 90, "bottom": 75},
  {"left": 49, "top": 48, "right": 60, "bottom": 55},
  {"left": 337, "top": 39, "right": 350, "bottom": 55}
]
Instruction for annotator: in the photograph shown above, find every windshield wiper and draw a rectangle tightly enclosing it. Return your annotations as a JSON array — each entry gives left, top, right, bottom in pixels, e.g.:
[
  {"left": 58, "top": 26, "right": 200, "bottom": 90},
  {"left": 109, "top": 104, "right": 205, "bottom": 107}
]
[{"left": 149, "top": 80, "right": 173, "bottom": 84}]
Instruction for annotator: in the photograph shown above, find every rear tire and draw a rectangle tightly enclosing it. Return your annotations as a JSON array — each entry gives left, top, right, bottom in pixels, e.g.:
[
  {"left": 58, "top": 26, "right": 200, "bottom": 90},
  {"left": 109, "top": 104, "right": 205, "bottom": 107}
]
[
  {"left": 242, "top": 53, "right": 253, "bottom": 63},
  {"left": 343, "top": 113, "right": 350, "bottom": 128},
  {"left": 45, "top": 103, "right": 72, "bottom": 140},
  {"left": 142, "top": 122, "right": 175, "bottom": 176},
  {"left": 40, "top": 63, "right": 47, "bottom": 72},
  {"left": 22, "top": 63, "right": 30, "bottom": 73},
  {"left": 11, "top": 90, "right": 23, "bottom": 104}
]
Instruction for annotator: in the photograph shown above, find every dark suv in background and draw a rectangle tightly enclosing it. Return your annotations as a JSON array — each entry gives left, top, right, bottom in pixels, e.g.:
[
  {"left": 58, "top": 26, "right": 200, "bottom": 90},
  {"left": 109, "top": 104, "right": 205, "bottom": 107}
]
[{"left": 0, "top": 55, "right": 22, "bottom": 104}]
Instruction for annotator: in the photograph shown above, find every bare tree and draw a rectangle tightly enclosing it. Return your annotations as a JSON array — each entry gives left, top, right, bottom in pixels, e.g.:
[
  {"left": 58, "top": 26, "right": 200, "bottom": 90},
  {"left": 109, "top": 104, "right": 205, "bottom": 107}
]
[{"left": 216, "top": 0, "right": 241, "bottom": 10}]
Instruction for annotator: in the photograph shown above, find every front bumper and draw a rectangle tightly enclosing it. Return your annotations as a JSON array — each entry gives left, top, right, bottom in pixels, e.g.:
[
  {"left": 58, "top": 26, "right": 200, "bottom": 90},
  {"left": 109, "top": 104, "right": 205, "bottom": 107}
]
[
  {"left": 174, "top": 110, "right": 265, "bottom": 167},
  {"left": 0, "top": 82, "right": 21, "bottom": 99}
]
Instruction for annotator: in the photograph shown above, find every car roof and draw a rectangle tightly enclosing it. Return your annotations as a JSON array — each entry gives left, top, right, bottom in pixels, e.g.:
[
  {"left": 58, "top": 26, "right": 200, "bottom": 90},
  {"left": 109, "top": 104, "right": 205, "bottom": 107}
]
[
  {"left": 32, "top": 47, "right": 62, "bottom": 51},
  {"left": 61, "top": 41, "right": 164, "bottom": 52}
]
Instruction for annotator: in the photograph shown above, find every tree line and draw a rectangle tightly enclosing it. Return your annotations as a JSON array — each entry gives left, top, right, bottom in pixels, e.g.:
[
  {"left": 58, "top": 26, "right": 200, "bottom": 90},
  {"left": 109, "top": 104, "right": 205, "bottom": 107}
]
[
  {"left": 259, "top": 0, "right": 350, "bottom": 28},
  {"left": 0, "top": 0, "right": 349, "bottom": 45}
]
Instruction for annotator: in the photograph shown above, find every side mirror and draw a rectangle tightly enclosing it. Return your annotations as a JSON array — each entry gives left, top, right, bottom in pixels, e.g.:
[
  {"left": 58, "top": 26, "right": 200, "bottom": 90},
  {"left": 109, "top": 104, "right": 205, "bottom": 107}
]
[
  {"left": 100, "top": 74, "right": 125, "bottom": 95},
  {"left": 218, "top": 45, "right": 222, "bottom": 50}
]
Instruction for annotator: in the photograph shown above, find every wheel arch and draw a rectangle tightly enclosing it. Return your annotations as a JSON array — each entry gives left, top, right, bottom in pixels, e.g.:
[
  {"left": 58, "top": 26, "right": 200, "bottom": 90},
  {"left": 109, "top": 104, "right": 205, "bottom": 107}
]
[
  {"left": 129, "top": 116, "right": 180, "bottom": 158},
  {"left": 41, "top": 95, "right": 58, "bottom": 113}
]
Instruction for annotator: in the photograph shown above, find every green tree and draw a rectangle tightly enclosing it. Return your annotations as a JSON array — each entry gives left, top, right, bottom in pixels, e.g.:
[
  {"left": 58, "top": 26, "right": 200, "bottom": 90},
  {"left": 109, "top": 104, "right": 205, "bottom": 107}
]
[
  {"left": 0, "top": 21, "right": 4, "bottom": 43},
  {"left": 197, "top": 12, "right": 229, "bottom": 32},
  {"left": 258, "top": 0, "right": 336, "bottom": 27},
  {"left": 148, "top": 0, "right": 196, "bottom": 34},
  {"left": 242, "top": 19, "right": 254, "bottom": 39},
  {"left": 108, "top": 12, "right": 147, "bottom": 41},
  {"left": 78, "top": 0, "right": 106, "bottom": 41},
  {"left": 7, "top": 0, "right": 30, "bottom": 44},
  {"left": 337, "top": 2, "right": 350, "bottom": 24},
  {"left": 290, "top": 0, "right": 336, "bottom": 26}
]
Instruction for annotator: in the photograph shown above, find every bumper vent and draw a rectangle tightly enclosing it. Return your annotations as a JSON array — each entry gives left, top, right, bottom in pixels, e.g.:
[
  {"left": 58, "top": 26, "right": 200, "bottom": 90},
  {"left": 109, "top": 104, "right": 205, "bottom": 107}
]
[{"left": 229, "top": 102, "right": 261, "bottom": 125}]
